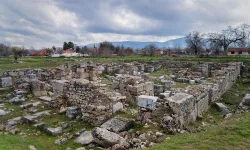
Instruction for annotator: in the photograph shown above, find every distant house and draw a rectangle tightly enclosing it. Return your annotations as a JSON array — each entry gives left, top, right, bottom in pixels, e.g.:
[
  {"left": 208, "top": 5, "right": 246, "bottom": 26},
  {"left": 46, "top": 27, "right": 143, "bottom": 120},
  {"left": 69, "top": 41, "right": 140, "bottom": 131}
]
[
  {"left": 155, "top": 49, "right": 164, "bottom": 55},
  {"left": 228, "top": 48, "right": 250, "bottom": 56},
  {"left": 61, "top": 48, "right": 83, "bottom": 57},
  {"left": 39, "top": 49, "right": 47, "bottom": 56}
]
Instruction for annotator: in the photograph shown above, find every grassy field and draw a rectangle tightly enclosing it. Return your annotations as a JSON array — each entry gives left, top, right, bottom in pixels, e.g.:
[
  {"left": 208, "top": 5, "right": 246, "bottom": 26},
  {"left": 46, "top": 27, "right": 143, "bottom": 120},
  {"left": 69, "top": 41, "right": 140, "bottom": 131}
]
[
  {"left": 1, "top": 55, "right": 250, "bottom": 73},
  {"left": 147, "top": 112, "right": 250, "bottom": 150}
]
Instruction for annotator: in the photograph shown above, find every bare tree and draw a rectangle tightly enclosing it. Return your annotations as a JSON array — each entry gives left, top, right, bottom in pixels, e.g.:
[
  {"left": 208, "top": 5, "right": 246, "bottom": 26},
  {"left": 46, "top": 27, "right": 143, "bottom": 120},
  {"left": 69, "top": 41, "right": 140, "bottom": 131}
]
[
  {"left": 185, "top": 31, "right": 205, "bottom": 55},
  {"left": 208, "top": 24, "right": 250, "bottom": 54}
]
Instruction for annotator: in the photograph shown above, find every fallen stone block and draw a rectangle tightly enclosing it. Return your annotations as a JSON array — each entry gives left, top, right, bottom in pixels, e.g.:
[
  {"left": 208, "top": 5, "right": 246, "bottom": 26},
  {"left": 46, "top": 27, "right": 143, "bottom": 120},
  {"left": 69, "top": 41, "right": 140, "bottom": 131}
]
[
  {"left": 100, "top": 116, "right": 134, "bottom": 133},
  {"left": 74, "top": 131, "right": 94, "bottom": 145},
  {"left": 39, "top": 96, "right": 52, "bottom": 102},
  {"left": 91, "top": 127, "right": 129, "bottom": 148},
  {"left": 112, "top": 102, "right": 123, "bottom": 113},
  {"left": 66, "top": 107, "right": 80, "bottom": 119},
  {"left": 0, "top": 77, "right": 12, "bottom": 88},
  {"left": 215, "top": 103, "right": 230, "bottom": 115},
  {"left": 9, "top": 97, "right": 25, "bottom": 105},
  {"left": 0, "top": 109, "right": 6, "bottom": 116},
  {"left": 137, "top": 95, "right": 158, "bottom": 110},
  {"left": 45, "top": 127, "right": 63, "bottom": 135},
  {"left": 22, "top": 115, "right": 38, "bottom": 124},
  {"left": 243, "top": 94, "right": 250, "bottom": 105}
]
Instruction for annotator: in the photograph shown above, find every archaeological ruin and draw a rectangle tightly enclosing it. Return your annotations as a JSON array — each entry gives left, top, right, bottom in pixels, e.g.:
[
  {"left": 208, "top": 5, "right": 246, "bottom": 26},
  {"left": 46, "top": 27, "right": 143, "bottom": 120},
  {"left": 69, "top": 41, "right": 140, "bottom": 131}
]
[{"left": 0, "top": 60, "right": 247, "bottom": 149}]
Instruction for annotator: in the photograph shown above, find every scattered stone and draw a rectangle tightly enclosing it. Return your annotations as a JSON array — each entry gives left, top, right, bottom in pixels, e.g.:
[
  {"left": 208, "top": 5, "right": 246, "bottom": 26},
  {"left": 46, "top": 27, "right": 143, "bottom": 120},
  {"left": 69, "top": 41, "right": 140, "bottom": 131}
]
[
  {"left": 100, "top": 116, "right": 134, "bottom": 133},
  {"left": 243, "top": 94, "right": 250, "bottom": 105},
  {"left": 22, "top": 115, "right": 38, "bottom": 124},
  {"left": 0, "top": 109, "right": 6, "bottom": 116},
  {"left": 7, "top": 120, "right": 17, "bottom": 126},
  {"left": 155, "top": 131, "right": 163, "bottom": 137},
  {"left": 224, "top": 113, "right": 233, "bottom": 119},
  {"left": 0, "top": 77, "right": 12, "bottom": 88},
  {"left": 15, "top": 90, "right": 28, "bottom": 95},
  {"left": 45, "top": 127, "right": 63, "bottom": 135},
  {"left": 74, "top": 131, "right": 94, "bottom": 145},
  {"left": 112, "top": 102, "right": 123, "bottom": 113},
  {"left": 66, "top": 106, "right": 79, "bottom": 119},
  {"left": 215, "top": 103, "right": 230, "bottom": 115},
  {"left": 39, "top": 96, "right": 52, "bottom": 102},
  {"left": 76, "top": 147, "right": 86, "bottom": 150},
  {"left": 9, "top": 97, "right": 25, "bottom": 104},
  {"left": 59, "top": 106, "right": 67, "bottom": 114},
  {"left": 91, "top": 127, "right": 129, "bottom": 148},
  {"left": 28, "top": 145, "right": 37, "bottom": 150},
  {"left": 9, "top": 128, "right": 20, "bottom": 134},
  {"left": 137, "top": 95, "right": 158, "bottom": 110},
  {"left": 54, "top": 137, "right": 68, "bottom": 145}
]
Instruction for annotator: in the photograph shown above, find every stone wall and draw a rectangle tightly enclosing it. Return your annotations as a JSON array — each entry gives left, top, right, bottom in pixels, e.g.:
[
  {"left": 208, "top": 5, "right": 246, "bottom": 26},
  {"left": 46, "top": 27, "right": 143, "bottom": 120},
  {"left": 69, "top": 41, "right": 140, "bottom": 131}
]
[
  {"left": 111, "top": 75, "right": 154, "bottom": 96},
  {"left": 165, "top": 62, "right": 242, "bottom": 128},
  {"left": 53, "top": 79, "right": 126, "bottom": 126}
]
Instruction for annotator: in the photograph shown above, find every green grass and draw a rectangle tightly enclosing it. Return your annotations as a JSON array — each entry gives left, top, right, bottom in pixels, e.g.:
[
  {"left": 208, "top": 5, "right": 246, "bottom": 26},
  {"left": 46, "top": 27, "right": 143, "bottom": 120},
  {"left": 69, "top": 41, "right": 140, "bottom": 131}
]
[
  {"left": 146, "top": 113, "right": 250, "bottom": 150},
  {"left": 221, "top": 78, "right": 250, "bottom": 110},
  {"left": 1, "top": 55, "right": 249, "bottom": 73},
  {"left": 0, "top": 134, "right": 81, "bottom": 150}
]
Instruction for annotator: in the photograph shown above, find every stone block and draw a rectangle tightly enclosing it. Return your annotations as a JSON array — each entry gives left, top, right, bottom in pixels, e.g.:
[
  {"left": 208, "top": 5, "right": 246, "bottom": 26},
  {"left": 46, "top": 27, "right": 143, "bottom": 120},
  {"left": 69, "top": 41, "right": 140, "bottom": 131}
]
[
  {"left": 137, "top": 95, "right": 158, "bottom": 110},
  {"left": 166, "top": 93, "right": 196, "bottom": 127},
  {"left": 215, "top": 103, "right": 230, "bottom": 115},
  {"left": 0, "top": 77, "right": 12, "bottom": 88},
  {"left": 100, "top": 116, "right": 134, "bottom": 133}
]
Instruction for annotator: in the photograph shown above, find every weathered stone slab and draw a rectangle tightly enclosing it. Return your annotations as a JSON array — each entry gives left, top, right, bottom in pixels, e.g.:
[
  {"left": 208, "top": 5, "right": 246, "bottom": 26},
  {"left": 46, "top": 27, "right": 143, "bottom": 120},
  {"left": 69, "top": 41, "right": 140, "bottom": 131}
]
[
  {"left": 215, "top": 103, "right": 230, "bottom": 115},
  {"left": 66, "top": 107, "right": 79, "bottom": 119},
  {"left": 100, "top": 116, "right": 134, "bottom": 133},
  {"left": 0, "top": 77, "right": 12, "bottom": 88},
  {"left": 45, "top": 127, "right": 63, "bottom": 135},
  {"left": 91, "top": 127, "right": 128, "bottom": 148},
  {"left": 112, "top": 102, "right": 123, "bottom": 113},
  {"left": 243, "top": 94, "right": 250, "bottom": 105},
  {"left": 0, "top": 109, "right": 6, "bottom": 116},
  {"left": 166, "top": 93, "right": 196, "bottom": 127},
  {"left": 74, "top": 131, "right": 94, "bottom": 145},
  {"left": 39, "top": 96, "right": 52, "bottom": 102},
  {"left": 137, "top": 95, "right": 158, "bottom": 110}
]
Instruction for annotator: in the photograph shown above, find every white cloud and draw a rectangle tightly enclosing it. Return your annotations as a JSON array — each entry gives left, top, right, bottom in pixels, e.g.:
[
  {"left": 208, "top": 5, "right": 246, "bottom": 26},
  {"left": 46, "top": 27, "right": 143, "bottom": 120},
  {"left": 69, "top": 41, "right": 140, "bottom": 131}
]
[
  {"left": 0, "top": 0, "right": 250, "bottom": 49},
  {"left": 112, "top": 9, "right": 161, "bottom": 32}
]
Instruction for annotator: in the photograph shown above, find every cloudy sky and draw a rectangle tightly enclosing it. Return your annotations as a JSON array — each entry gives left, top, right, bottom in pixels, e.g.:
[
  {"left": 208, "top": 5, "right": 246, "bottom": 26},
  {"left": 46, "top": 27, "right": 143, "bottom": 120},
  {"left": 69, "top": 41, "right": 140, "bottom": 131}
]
[{"left": 0, "top": 0, "right": 250, "bottom": 49}]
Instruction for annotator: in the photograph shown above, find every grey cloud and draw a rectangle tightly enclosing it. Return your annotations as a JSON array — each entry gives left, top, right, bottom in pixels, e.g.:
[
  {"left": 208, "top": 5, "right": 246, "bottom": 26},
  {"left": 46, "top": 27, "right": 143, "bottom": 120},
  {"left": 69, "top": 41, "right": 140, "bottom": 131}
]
[{"left": 0, "top": 0, "right": 249, "bottom": 48}]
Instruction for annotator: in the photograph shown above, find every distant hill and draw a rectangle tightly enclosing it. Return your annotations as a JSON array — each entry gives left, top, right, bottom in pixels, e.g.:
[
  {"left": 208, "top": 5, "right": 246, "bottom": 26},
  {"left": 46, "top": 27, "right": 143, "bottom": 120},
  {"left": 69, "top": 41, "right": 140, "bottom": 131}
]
[{"left": 84, "top": 37, "right": 186, "bottom": 49}]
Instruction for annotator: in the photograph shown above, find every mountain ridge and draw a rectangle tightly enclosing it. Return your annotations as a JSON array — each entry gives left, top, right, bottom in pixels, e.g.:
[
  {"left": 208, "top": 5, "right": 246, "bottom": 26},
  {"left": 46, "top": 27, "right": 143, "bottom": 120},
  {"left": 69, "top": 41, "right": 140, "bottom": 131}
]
[{"left": 83, "top": 37, "right": 186, "bottom": 49}]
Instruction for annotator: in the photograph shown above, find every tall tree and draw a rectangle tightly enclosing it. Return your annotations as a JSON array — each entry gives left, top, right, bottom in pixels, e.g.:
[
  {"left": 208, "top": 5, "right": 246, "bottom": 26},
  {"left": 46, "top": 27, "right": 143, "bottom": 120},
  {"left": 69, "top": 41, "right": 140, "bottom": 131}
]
[
  {"left": 75, "top": 46, "right": 80, "bottom": 53},
  {"left": 99, "top": 41, "right": 115, "bottom": 56},
  {"left": 185, "top": 31, "right": 205, "bottom": 55},
  {"left": 143, "top": 44, "right": 157, "bottom": 56},
  {"left": 45, "top": 48, "right": 53, "bottom": 56},
  {"left": 11, "top": 47, "right": 24, "bottom": 62},
  {"left": 208, "top": 24, "right": 250, "bottom": 54},
  {"left": 68, "top": 42, "right": 74, "bottom": 50},
  {"left": 81, "top": 46, "right": 88, "bottom": 54},
  {"left": 63, "top": 42, "right": 68, "bottom": 50},
  {"left": 0, "top": 43, "right": 10, "bottom": 57},
  {"left": 52, "top": 46, "right": 56, "bottom": 52}
]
